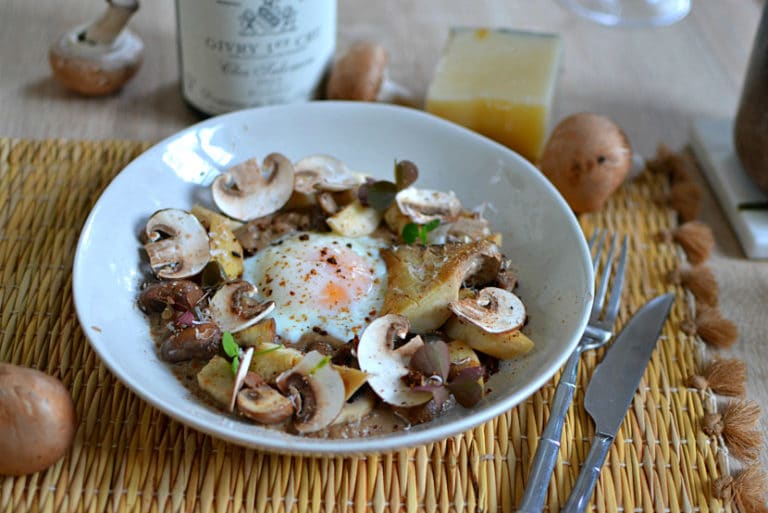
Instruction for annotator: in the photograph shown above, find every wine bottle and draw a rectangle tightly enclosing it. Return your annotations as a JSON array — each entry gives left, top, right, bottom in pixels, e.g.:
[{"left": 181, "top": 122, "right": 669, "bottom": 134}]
[{"left": 176, "top": 0, "right": 336, "bottom": 115}]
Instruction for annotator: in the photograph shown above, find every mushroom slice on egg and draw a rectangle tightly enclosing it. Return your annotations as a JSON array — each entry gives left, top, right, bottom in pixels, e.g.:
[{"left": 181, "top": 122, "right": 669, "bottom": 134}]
[
  {"left": 212, "top": 153, "right": 295, "bottom": 221},
  {"left": 159, "top": 322, "right": 221, "bottom": 363},
  {"left": 276, "top": 351, "right": 346, "bottom": 433},
  {"left": 449, "top": 287, "right": 526, "bottom": 334},
  {"left": 208, "top": 281, "right": 275, "bottom": 333},
  {"left": 356, "top": 314, "right": 432, "bottom": 407},
  {"left": 293, "top": 154, "right": 365, "bottom": 194},
  {"left": 395, "top": 188, "right": 462, "bottom": 224},
  {"left": 144, "top": 209, "right": 210, "bottom": 279}
]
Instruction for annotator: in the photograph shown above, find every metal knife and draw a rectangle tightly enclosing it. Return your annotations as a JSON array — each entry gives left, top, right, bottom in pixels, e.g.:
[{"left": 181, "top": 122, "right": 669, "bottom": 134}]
[{"left": 560, "top": 293, "right": 675, "bottom": 513}]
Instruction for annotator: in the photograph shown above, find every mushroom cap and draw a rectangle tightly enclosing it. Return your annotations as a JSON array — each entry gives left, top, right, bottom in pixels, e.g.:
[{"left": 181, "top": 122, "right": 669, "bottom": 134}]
[
  {"left": 212, "top": 154, "right": 295, "bottom": 221},
  {"left": 276, "top": 351, "right": 346, "bottom": 433},
  {"left": 449, "top": 287, "right": 526, "bottom": 334},
  {"left": 49, "top": 26, "right": 143, "bottom": 96},
  {"left": 326, "top": 42, "right": 388, "bottom": 102},
  {"left": 293, "top": 154, "right": 365, "bottom": 194},
  {"left": 208, "top": 281, "right": 275, "bottom": 333},
  {"left": 356, "top": 314, "right": 432, "bottom": 407},
  {"left": 395, "top": 188, "right": 462, "bottom": 224},
  {"left": 144, "top": 209, "right": 210, "bottom": 279}
]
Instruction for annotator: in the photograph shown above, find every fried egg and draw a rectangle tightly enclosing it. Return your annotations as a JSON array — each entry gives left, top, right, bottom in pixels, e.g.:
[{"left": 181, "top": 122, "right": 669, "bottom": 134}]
[{"left": 243, "top": 233, "right": 388, "bottom": 343}]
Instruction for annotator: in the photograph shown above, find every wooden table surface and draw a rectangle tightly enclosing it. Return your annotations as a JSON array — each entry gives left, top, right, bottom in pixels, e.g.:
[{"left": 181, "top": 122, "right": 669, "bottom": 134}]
[{"left": 1, "top": 0, "right": 766, "bottom": 469}]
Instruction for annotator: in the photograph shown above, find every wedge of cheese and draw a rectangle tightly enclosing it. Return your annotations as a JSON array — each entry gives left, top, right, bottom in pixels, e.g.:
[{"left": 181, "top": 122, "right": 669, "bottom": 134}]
[{"left": 426, "top": 28, "right": 562, "bottom": 163}]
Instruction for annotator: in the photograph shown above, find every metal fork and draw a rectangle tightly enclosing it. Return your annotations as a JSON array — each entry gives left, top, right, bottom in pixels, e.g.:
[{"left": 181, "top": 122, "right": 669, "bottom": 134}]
[{"left": 517, "top": 230, "right": 628, "bottom": 513}]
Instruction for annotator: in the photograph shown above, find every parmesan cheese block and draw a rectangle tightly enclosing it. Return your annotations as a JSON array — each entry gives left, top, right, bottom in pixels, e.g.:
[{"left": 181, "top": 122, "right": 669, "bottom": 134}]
[{"left": 426, "top": 28, "right": 562, "bottom": 162}]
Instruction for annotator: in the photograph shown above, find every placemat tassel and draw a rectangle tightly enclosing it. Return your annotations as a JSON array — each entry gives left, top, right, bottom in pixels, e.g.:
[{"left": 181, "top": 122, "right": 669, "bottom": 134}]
[
  {"left": 668, "top": 180, "right": 703, "bottom": 222},
  {"left": 685, "top": 358, "right": 747, "bottom": 397},
  {"left": 668, "top": 265, "right": 719, "bottom": 306},
  {"left": 682, "top": 305, "right": 739, "bottom": 348},
  {"left": 658, "top": 221, "right": 715, "bottom": 265},
  {"left": 646, "top": 143, "right": 695, "bottom": 184},
  {"left": 713, "top": 466, "right": 768, "bottom": 513},
  {"left": 703, "top": 399, "right": 762, "bottom": 461}
]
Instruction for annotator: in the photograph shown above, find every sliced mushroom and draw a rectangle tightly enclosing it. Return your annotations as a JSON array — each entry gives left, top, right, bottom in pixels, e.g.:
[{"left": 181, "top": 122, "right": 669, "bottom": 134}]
[
  {"left": 208, "top": 281, "right": 275, "bottom": 333},
  {"left": 144, "top": 209, "right": 210, "bottom": 279},
  {"left": 449, "top": 287, "right": 526, "bottom": 334},
  {"left": 228, "top": 346, "right": 254, "bottom": 411},
  {"left": 395, "top": 188, "right": 462, "bottom": 224},
  {"left": 212, "top": 154, "right": 295, "bottom": 222},
  {"left": 138, "top": 280, "right": 204, "bottom": 313},
  {"left": 293, "top": 154, "right": 364, "bottom": 194},
  {"left": 237, "top": 384, "right": 294, "bottom": 424},
  {"left": 159, "top": 322, "right": 221, "bottom": 362},
  {"left": 275, "top": 351, "right": 346, "bottom": 433},
  {"left": 356, "top": 315, "right": 432, "bottom": 407}
]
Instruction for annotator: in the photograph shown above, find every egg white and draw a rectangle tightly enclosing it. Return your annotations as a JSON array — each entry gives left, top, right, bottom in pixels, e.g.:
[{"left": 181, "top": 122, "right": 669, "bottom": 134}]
[{"left": 243, "top": 232, "right": 389, "bottom": 343}]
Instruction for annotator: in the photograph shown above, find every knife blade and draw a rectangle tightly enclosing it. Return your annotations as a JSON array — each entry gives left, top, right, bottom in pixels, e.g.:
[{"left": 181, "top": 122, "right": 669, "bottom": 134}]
[{"left": 561, "top": 293, "right": 675, "bottom": 513}]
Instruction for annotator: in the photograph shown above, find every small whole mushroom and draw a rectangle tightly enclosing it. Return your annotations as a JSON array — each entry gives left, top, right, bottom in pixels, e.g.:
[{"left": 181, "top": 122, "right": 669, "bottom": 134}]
[
  {"left": 325, "top": 41, "right": 415, "bottom": 105},
  {"left": 0, "top": 363, "right": 77, "bottom": 476},
  {"left": 539, "top": 113, "right": 632, "bottom": 213},
  {"left": 49, "top": 0, "right": 143, "bottom": 96}
]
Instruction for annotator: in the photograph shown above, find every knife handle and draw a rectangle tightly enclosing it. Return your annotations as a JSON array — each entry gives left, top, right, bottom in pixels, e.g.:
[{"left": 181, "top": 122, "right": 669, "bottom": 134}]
[
  {"left": 517, "top": 348, "right": 582, "bottom": 513},
  {"left": 560, "top": 433, "right": 614, "bottom": 513}
]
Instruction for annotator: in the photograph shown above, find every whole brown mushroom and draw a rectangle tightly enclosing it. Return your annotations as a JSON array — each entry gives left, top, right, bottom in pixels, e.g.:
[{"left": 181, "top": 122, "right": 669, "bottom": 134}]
[
  {"left": 539, "top": 113, "right": 632, "bottom": 213},
  {"left": 49, "top": 0, "right": 143, "bottom": 96},
  {"left": 326, "top": 41, "right": 415, "bottom": 106},
  {"left": 0, "top": 363, "right": 77, "bottom": 476}
]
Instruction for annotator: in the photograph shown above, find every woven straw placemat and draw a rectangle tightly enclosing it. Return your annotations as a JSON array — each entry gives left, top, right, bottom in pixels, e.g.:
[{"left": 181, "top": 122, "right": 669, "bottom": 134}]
[{"left": 0, "top": 138, "right": 727, "bottom": 513}]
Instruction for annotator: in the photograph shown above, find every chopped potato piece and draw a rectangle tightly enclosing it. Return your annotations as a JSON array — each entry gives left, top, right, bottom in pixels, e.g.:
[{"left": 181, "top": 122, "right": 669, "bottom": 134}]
[
  {"left": 447, "top": 340, "right": 482, "bottom": 373},
  {"left": 235, "top": 319, "right": 277, "bottom": 347},
  {"left": 208, "top": 217, "right": 244, "bottom": 279},
  {"left": 191, "top": 204, "right": 243, "bottom": 231},
  {"left": 248, "top": 342, "right": 303, "bottom": 383},
  {"left": 197, "top": 356, "right": 235, "bottom": 408},
  {"left": 445, "top": 317, "right": 534, "bottom": 359},
  {"left": 327, "top": 200, "right": 382, "bottom": 237},
  {"left": 333, "top": 365, "right": 369, "bottom": 400}
]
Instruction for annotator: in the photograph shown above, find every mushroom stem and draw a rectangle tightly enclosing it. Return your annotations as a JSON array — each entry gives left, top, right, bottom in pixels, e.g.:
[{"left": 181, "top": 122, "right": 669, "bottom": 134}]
[{"left": 80, "top": 0, "right": 140, "bottom": 45}]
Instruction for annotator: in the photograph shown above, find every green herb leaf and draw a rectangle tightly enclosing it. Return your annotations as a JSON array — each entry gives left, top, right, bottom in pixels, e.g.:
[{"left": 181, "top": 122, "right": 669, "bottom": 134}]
[
  {"left": 419, "top": 219, "right": 441, "bottom": 244},
  {"left": 394, "top": 160, "right": 419, "bottom": 190},
  {"left": 409, "top": 340, "right": 450, "bottom": 381},
  {"left": 231, "top": 355, "right": 240, "bottom": 376},
  {"left": 423, "top": 219, "right": 441, "bottom": 232},
  {"left": 402, "top": 223, "right": 420, "bottom": 244},
  {"left": 222, "top": 331, "right": 239, "bottom": 358},
  {"left": 366, "top": 181, "right": 399, "bottom": 212},
  {"left": 310, "top": 355, "right": 331, "bottom": 375}
]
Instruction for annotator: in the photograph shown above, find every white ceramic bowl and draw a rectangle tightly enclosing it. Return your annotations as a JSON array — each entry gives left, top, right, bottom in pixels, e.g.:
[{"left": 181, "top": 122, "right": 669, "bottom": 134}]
[{"left": 73, "top": 102, "right": 593, "bottom": 455}]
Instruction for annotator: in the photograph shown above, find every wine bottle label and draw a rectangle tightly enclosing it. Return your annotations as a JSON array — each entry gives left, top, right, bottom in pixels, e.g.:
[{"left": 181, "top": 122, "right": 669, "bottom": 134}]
[{"left": 177, "top": 0, "right": 336, "bottom": 115}]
